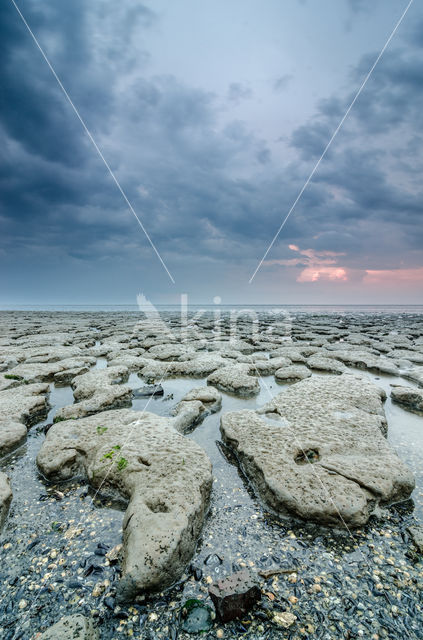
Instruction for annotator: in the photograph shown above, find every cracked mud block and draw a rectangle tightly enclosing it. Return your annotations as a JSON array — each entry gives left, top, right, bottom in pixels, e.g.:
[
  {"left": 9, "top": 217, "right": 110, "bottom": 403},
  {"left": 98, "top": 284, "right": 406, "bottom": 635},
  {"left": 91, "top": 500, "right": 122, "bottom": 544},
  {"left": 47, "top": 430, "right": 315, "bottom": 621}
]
[
  {"left": 274, "top": 364, "right": 311, "bottom": 382},
  {"left": 0, "top": 383, "right": 50, "bottom": 456},
  {"left": 391, "top": 386, "right": 423, "bottom": 412},
  {"left": 172, "top": 386, "right": 222, "bottom": 433},
  {"left": 37, "top": 408, "right": 212, "bottom": 599},
  {"left": 220, "top": 375, "right": 414, "bottom": 526},
  {"left": 54, "top": 366, "right": 132, "bottom": 420},
  {"left": 207, "top": 363, "right": 260, "bottom": 396}
]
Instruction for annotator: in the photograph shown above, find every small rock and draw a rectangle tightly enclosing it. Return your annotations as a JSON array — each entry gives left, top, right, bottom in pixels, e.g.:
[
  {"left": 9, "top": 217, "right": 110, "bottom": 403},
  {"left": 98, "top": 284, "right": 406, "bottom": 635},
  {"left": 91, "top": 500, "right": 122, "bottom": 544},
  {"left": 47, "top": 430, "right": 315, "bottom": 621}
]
[
  {"left": 272, "top": 611, "right": 297, "bottom": 628},
  {"left": 190, "top": 565, "right": 203, "bottom": 581},
  {"left": 204, "top": 553, "right": 223, "bottom": 566},
  {"left": 209, "top": 569, "right": 261, "bottom": 622},
  {"left": 133, "top": 384, "right": 164, "bottom": 398},
  {"left": 106, "top": 543, "right": 122, "bottom": 564},
  {"left": 92, "top": 581, "right": 108, "bottom": 597},
  {"left": 310, "top": 583, "right": 322, "bottom": 593},
  {"left": 94, "top": 547, "right": 107, "bottom": 557},
  {"left": 181, "top": 599, "right": 214, "bottom": 634},
  {"left": 103, "top": 596, "right": 115, "bottom": 610}
]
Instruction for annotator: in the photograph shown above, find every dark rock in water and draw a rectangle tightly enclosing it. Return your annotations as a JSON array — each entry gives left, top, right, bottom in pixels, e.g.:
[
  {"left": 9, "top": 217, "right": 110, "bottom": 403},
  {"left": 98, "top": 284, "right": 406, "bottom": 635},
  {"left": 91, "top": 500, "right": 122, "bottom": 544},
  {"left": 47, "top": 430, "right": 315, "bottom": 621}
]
[
  {"left": 94, "top": 547, "right": 107, "bottom": 557},
  {"left": 97, "top": 542, "right": 109, "bottom": 551},
  {"left": 204, "top": 553, "right": 223, "bottom": 566},
  {"left": 189, "top": 564, "right": 203, "bottom": 581},
  {"left": 114, "top": 610, "right": 129, "bottom": 620},
  {"left": 180, "top": 599, "right": 213, "bottom": 634},
  {"left": 83, "top": 557, "right": 105, "bottom": 577},
  {"left": 68, "top": 580, "right": 84, "bottom": 590},
  {"left": 132, "top": 385, "right": 164, "bottom": 398},
  {"left": 103, "top": 596, "right": 115, "bottom": 610},
  {"left": 27, "top": 538, "right": 40, "bottom": 551},
  {"left": 208, "top": 569, "right": 261, "bottom": 622}
]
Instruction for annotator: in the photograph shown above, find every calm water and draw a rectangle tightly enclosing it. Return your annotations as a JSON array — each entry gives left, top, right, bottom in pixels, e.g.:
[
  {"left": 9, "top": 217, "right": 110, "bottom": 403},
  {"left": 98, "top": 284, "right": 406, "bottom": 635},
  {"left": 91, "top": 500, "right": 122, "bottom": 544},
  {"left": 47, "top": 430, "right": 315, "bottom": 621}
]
[{"left": 1, "top": 304, "right": 423, "bottom": 313}]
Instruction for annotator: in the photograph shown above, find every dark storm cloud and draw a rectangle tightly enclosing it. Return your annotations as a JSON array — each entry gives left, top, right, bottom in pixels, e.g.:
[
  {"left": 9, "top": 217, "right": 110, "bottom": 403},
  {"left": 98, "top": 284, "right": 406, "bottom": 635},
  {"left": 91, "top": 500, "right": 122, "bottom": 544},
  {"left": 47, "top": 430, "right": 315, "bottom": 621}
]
[
  {"left": 290, "top": 121, "right": 332, "bottom": 159},
  {"left": 0, "top": 0, "right": 422, "bottom": 303},
  {"left": 278, "top": 32, "right": 423, "bottom": 273}
]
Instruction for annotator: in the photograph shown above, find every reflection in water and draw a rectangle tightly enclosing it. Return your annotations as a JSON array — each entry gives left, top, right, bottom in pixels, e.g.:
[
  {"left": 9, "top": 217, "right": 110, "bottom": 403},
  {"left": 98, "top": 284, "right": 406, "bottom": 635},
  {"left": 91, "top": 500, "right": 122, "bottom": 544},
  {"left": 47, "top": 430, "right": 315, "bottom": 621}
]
[
  {"left": 1, "top": 362, "right": 422, "bottom": 638},
  {"left": 357, "top": 369, "right": 423, "bottom": 519}
]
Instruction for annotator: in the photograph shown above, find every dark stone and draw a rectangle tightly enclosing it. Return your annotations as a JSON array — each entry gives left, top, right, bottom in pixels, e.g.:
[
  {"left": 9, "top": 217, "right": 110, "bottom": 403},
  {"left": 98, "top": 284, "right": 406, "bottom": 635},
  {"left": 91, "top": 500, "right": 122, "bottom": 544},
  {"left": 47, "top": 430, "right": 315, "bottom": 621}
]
[
  {"left": 208, "top": 569, "right": 261, "bottom": 622},
  {"left": 180, "top": 599, "right": 213, "bottom": 634},
  {"left": 104, "top": 596, "right": 115, "bottom": 610},
  {"left": 67, "top": 580, "right": 83, "bottom": 589},
  {"left": 189, "top": 564, "right": 203, "bottom": 581},
  {"left": 204, "top": 553, "right": 223, "bottom": 566},
  {"left": 133, "top": 385, "right": 164, "bottom": 398},
  {"left": 114, "top": 610, "right": 129, "bottom": 619},
  {"left": 27, "top": 539, "right": 40, "bottom": 551},
  {"left": 83, "top": 557, "right": 105, "bottom": 577},
  {"left": 94, "top": 547, "right": 107, "bottom": 556}
]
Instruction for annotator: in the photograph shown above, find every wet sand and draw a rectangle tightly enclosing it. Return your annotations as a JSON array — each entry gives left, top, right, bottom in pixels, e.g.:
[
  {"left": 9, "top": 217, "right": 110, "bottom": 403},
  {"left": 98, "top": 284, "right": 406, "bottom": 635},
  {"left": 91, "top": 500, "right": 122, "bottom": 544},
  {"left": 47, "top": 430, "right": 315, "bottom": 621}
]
[{"left": 0, "top": 309, "right": 422, "bottom": 639}]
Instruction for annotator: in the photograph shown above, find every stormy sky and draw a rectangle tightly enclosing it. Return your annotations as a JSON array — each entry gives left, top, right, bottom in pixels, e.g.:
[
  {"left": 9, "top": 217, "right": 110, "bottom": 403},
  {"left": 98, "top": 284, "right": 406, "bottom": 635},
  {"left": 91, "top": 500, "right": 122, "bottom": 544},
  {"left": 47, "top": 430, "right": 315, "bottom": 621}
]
[{"left": 1, "top": 0, "right": 422, "bottom": 305}]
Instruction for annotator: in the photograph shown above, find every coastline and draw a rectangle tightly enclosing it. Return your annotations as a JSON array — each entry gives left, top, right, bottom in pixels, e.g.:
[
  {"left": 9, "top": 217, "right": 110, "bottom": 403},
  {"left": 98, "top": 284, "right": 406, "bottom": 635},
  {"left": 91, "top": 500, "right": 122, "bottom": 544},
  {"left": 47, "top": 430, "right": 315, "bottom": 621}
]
[{"left": 0, "top": 309, "right": 422, "bottom": 639}]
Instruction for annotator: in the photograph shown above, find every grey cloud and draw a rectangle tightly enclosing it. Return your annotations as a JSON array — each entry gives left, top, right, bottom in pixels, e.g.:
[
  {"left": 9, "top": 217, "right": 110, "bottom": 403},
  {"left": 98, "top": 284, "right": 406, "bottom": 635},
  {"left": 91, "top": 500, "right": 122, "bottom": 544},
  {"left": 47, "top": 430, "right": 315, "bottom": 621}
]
[
  {"left": 273, "top": 74, "right": 293, "bottom": 93},
  {"left": 227, "top": 82, "right": 253, "bottom": 104},
  {"left": 1, "top": 0, "right": 422, "bottom": 302}
]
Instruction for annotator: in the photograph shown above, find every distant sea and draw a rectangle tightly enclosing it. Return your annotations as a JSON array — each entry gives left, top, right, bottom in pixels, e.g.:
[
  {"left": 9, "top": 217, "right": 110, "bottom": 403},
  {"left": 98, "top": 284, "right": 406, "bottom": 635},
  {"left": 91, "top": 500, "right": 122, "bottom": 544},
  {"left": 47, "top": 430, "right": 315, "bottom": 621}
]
[{"left": 1, "top": 304, "right": 423, "bottom": 314}]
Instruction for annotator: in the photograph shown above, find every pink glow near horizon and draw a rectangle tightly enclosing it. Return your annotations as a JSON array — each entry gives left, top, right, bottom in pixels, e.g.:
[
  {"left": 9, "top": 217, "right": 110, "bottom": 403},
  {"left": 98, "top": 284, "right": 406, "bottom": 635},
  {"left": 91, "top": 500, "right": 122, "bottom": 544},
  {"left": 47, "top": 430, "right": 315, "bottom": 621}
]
[
  {"left": 266, "top": 245, "right": 348, "bottom": 282},
  {"left": 298, "top": 266, "right": 348, "bottom": 282},
  {"left": 264, "top": 245, "right": 423, "bottom": 288},
  {"left": 363, "top": 267, "right": 423, "bottom": 287}
]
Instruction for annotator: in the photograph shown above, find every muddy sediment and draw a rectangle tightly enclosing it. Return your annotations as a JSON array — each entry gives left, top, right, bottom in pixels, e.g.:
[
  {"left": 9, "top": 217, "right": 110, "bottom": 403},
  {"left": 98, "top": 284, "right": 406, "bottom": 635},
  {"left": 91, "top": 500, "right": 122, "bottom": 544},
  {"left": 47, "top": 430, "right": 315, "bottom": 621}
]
[{"left": 0, "top": 309, "right": 422, "bottom": 639}]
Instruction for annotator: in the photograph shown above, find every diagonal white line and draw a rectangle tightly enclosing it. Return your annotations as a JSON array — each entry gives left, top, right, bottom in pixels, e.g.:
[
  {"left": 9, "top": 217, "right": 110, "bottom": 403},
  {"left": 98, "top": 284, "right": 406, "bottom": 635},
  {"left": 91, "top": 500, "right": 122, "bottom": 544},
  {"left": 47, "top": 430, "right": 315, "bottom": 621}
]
[
  {"left": 249, "top": 0, "right": 415, "bottom": 284},
  {"left": 250, "top": 363, "right": 360, "bottom": 541},
  {"left": 248, "top": 363, "right": 398, "bottom": 610},
  {"left": 9, "top": 0, "right": 175, "bottom": 284},
  {"left": 11, "top": 360, "right": 173, "bottom": 639}
]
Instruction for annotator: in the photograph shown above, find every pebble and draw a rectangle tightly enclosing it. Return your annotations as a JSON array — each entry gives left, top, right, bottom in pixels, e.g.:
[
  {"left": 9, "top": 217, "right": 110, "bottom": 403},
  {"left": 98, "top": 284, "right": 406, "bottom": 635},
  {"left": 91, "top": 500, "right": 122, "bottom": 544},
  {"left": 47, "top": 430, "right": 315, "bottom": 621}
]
[{"left": 272, "top": 611, "right": 297, "bottom": 628}]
